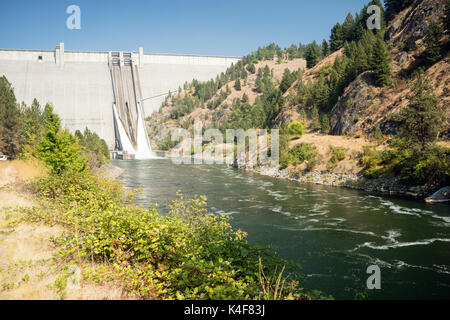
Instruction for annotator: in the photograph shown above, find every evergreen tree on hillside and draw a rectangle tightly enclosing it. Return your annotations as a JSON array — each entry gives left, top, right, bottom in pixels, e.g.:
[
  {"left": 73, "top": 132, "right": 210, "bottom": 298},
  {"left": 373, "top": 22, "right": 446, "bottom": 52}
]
[
  {"left": 234, "top": 78, "right": 242, "bottom": 91},
  {"left": 342, "top": 13, "right": 356, "bottom": 41},
  {"left": 305, "top": 41, "right": 322, "bottom": 68},
  {"left": 255, "top": 77, "right": 264, "bottom": 93},
  {"left": 312, "top": 75, "right": 330, "bottom": 110},
  {"left": 297, "top": 43, "right": 307, "bottom": 58},
  {"left": 424, "top": 22, "right": 443, "bottom": 66},
  {"left": 280, "top": 68, "right": 296, "bottom": 93},
  {"left": 287, "top": 44, "right": 298, "bottom": 59},
  {"left": 310, "top": 106, "right": 320, "bottom": 131},
  {"left": 0, "top": 76, "right": 22, "bottom": 156},
  {"left": 355, "top": 42, "right": 371, "bottom": 73},
  {"left": 390, "top": 72, "right": 448, "bottom": 186},
  {"left": 247, "top": 62, "right": 256, "bottom": 74},
  {"left": 263, "top": 65, "right": 271, "bottom": 78},
  {"left": 262, "top": 87, "right": 285, "bottom": 128},
  {"left": 322, "top": 39, "right": 329, "bottom": 57},
  {"left": 396, "top": 72, "right": 445, "bottom": 152},
  {"left": 371, "top": 38, "right": 391, "bottom": 86},
  {"left": 320, "top": 114, "right": 331, "bottom": 134},
  {"left": 330, "top": 23, "right": 345, "bottom": 52}
]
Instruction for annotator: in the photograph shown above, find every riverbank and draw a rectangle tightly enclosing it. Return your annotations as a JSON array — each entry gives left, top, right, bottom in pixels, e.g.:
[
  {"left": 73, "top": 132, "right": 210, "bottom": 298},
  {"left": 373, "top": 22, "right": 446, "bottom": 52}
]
[
  {"left": 158, "top": 150, "right": 442, "bottom": 201},
  {"left": 235, "top": 163, "right": 440, "bottom": 201}
]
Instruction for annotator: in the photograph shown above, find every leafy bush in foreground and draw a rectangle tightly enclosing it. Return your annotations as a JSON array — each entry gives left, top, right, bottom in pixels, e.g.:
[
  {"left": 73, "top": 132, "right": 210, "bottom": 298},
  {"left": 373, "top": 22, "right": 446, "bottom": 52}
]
[
  {"left": 27, "top": 171, "right": 328, "bottom": 300},
  {"left": 288, "top": 121, "right": 305, "bottom": 139}
]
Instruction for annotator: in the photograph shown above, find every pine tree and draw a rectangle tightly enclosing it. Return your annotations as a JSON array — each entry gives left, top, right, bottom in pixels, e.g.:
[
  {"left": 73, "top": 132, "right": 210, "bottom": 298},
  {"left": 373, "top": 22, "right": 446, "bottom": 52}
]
[
  {"left": 263, "top": 65, "right": 271, "bottom": 78},
  {"left": 280, "top": 68, "right": 295, "bottom": 93},
  {"left": 320, "top": 114, "right": 331, "bottom": 134},
  {"left": 310, "top": 106, "right": 320, "bottom": 131},
  {"left": 397, "top": 72, "right": 445, "bottom": 152},
  {"left": 247, "top": 63, "right": 256, "bottom": 74},
  {"left": 355, "top": 42, "right": 370, "bottom": 73},
  {"left": 330, "top": 23, "right": 345, "bottom": 52},
  {"left": 390, "top": 72, "right": 448, "bottom": 186},
  {"left": 0, "top": 76, "right": 22, "bottom": 156},
  {"left": 287, "top": 44, "right": 298, "bottom": 60},
  {"left": 305, "top": 41, "right": 322, "bottom": 68},
  {"left": 234, "top": 78, "right": 241, "bottom": 91},
  {"left": 21, "top": 98, "right": 44, "bottom": 147},
  {"left": 322, "top": 39, "right": 329, "bottom": 57},
  {"left": 342, "top": 13, "right": 355, "bottom": 41},
  {"left": 299, "top": 108, "right": 307, "bottom": 121},
  {"left": 312, "top": 75, "right": 330, "bottom": 110},
  {"left": 424, "top": 22, "right": 443, "bottom": 66},
  {"left": 371, "top": 38, "right": 391, "bottom": 87}
]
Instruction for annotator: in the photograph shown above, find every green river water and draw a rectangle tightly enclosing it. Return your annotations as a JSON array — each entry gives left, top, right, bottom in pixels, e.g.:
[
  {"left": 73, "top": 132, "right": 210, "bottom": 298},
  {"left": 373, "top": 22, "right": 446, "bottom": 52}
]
[{"left": 113, "top": 159, "right": 450, "bottom": 299}]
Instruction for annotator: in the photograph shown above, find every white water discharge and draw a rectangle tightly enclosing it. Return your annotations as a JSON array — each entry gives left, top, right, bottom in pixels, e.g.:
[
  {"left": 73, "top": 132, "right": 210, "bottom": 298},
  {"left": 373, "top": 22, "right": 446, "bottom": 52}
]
[
  {"left": 112, "top": 104, "right": 134, "bottom": 154},
  {"left": 113, "top": 103, "right": 156, "bottom": 159},
  {"left": 135, "top": 102, "right": 155, "bottom": 159}
]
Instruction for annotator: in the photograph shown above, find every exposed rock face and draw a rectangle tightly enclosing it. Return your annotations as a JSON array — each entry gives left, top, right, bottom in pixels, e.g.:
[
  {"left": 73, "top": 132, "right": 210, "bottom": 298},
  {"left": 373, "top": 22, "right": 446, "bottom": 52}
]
[
  {"left": 385, "top": 0, "right": 447, "bottom": 48},
  {"left": 329, "top": 72, "right": 374, "bottom": 135},
  {"left": 329, "top": 0, "right": 449, "bottom": 138},
  {"left": 396, "top": 51, "right": 410, "bottom": 64},
  {"left": 425, "top": 187, "right": 450, "bottom": 203}
]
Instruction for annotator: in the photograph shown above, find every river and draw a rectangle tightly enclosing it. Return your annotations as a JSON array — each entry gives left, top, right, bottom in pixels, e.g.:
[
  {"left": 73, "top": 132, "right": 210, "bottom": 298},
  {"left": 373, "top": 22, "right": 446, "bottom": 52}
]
[{"left": 113, "top": 159, "right": 450, "bottom": 299}]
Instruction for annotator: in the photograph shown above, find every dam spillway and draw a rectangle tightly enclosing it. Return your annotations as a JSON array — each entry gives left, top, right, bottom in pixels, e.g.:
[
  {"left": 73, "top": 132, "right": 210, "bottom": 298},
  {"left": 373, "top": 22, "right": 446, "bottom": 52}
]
[
  {"left": 109, "top": 51, "right": 153, "bottom": 158},
  {"left": 0, "top": 43, "right": 240, "bottom": 155}
]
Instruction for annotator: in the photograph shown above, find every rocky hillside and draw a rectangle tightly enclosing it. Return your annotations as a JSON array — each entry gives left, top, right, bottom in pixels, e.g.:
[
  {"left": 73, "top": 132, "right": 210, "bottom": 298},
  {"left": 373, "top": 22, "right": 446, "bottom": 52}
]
[
  {"left": 147, "top": 56, "right": 306, "bottom": 150},
  {"left": 149, "top": 0, "right": 448, "bottom": 142},
  {"left": 146, "top": 0, "right": 449, "bottom": 188},
  {"left": 324, "top": 0, "right": 450, "bottom": 137}
]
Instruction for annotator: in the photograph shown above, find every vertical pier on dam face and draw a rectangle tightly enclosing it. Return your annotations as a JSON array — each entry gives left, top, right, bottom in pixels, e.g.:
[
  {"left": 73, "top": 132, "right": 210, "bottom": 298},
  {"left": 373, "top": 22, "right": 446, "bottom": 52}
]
[{"left": 0, "top": 43, "right": 241, "bottom": 152}]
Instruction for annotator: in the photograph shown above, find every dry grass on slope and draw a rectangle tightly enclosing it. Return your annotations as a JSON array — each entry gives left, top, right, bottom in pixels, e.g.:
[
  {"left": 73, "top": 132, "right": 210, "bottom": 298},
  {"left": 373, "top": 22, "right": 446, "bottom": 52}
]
[
  {"left": 288, "top": 133, "right": 381, "bottom": 174},
  {"left": 0, "top": 161, "right": 131, "bottom": 300}
]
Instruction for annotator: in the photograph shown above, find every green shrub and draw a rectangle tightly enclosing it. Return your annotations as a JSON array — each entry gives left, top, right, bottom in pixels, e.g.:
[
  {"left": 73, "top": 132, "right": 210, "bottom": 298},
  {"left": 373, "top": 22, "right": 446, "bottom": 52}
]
[
  {"left": 320, "top": 114, "right": 331, "bottom": 134},
  {"left": 284, "top": 143, "right": 318, "bottom": 170},
  {"left": 359, "top": 146, "right": 385, "bottom": 179},
  {"left": 388, "top": 141, "right": 450, "bottom": 186},
  {"left": 329, "top": 147, "right": 346, "bottom": 165},
  {"left": 288, "top": 121, "right": 305, "bottom": 139}
]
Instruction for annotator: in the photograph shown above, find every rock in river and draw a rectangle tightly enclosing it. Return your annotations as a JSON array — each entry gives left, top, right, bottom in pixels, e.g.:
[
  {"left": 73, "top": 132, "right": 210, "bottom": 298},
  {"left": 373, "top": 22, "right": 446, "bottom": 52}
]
[{"left": 425, "top": 187, "right": 450, "bottom": 204}]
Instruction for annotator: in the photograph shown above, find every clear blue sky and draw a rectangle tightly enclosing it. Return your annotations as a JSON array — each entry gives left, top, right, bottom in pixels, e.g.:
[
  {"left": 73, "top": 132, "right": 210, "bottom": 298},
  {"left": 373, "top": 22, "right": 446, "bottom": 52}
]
[{"left": 0, "top": 0, "right": 372, "bottom": 56}]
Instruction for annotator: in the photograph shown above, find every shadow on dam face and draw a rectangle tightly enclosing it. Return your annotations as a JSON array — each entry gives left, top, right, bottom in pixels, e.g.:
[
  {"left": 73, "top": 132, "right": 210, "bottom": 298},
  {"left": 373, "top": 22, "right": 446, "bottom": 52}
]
[{"left": 0, "top": 44, "right": 241, "bottom": 152}]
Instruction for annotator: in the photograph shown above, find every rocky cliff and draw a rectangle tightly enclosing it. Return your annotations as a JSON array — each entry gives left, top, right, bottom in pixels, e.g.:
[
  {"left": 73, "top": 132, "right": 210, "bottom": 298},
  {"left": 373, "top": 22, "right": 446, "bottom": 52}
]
[{"left": 328, "top": 0, "right": 449, "bottom": 137}]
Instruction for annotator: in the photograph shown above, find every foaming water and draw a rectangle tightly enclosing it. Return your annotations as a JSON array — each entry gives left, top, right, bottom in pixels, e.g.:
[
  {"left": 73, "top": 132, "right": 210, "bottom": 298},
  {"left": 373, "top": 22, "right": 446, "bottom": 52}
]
[{"left": 114, "top": 159, "right": 450, "bottom": 299}]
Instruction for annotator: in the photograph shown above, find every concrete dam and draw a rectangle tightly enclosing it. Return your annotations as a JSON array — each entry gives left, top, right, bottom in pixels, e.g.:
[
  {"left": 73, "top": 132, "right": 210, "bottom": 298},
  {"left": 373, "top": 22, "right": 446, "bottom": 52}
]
[{"left": 0, "top": 43, "right": 240, "bottom": 157}]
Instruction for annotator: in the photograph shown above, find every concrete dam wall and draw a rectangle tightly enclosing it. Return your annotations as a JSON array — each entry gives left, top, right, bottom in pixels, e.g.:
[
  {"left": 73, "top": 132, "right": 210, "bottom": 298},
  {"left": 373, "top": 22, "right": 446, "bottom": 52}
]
[{"left": 0, "top": 43, "right": 240, "bottom": 150}]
